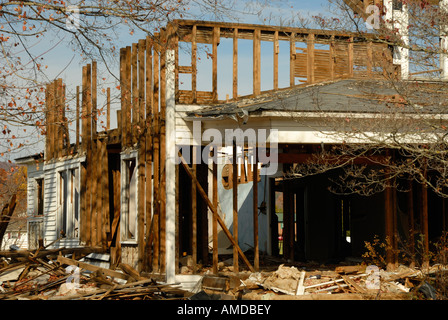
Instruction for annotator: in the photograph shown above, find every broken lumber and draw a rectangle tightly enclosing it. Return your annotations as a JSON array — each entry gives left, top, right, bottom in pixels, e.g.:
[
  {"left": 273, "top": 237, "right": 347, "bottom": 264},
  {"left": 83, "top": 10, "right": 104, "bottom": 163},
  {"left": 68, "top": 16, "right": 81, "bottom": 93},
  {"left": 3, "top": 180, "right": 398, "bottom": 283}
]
[
  {"left": 57, "top": 256, "right": 129, "bottom": 281},
  {"left": 335, "top": 265, "right": 365, "bottom": 274},
  {"left": 119, "top": 263, "right": 147, "bottom": 281}
]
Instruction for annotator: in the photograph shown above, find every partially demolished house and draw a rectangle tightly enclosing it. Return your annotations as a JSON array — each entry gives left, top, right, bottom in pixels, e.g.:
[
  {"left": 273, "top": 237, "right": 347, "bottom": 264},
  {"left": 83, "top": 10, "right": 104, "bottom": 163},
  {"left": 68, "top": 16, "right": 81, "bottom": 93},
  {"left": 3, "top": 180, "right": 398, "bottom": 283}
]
[{"left": 15, "top": 2, "right": 448, "bottom": 283}]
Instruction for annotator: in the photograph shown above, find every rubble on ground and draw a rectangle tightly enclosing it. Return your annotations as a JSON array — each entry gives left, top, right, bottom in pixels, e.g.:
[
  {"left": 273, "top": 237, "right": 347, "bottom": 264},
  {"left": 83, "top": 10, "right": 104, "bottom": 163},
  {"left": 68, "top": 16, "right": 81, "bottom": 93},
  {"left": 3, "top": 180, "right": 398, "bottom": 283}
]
[{"left": 0, "top": 246, "right": 445, "bottom": 300}]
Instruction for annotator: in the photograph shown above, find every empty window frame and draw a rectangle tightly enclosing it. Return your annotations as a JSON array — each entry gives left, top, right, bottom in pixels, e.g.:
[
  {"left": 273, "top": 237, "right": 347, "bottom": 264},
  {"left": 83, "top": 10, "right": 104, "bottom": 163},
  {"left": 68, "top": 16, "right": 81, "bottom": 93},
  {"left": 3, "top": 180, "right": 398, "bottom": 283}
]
[
  {"left": 34, "top": 178, "right": 44, "bottom": 216},
  {"left": 121, "top": 157, "right": 138, "bottom": 242},
  {"left": 58, "top": 167, "right": 80, "bottom": 238}
]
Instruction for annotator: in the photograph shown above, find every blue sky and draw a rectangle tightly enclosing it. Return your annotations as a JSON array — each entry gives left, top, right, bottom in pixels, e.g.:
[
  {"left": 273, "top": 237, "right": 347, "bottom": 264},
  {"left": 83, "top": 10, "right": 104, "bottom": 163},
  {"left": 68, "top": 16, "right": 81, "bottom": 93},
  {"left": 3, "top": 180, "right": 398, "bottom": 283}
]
[{"left": 5, "top": 0, "right": 333, "bottom": 161}]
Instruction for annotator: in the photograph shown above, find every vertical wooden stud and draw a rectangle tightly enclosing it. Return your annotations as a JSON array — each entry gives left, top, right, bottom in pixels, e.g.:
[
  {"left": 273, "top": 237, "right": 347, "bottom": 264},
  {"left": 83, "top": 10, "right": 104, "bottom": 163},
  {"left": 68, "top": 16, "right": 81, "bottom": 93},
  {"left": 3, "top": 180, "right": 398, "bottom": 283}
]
[
  {"left": 253, "top": 29, "right": 261, "bottom": 96},
  {"left": 192, "top": 25, "right": 197, "bottom": 104},
  {"left": 274, "top": 31, "right": 279, "bottom": 91},
  {"left": 233, "top": 141, "right": 239, "bottom": 273},
  {"left": 212, "top": 27, "right": 219, "bottom": 102},
  {"left": 233, "top": 28, "right": 238, "bottom": 99},
  {"left": 253, "top": 148, "right": 259, "bottom": 271}
]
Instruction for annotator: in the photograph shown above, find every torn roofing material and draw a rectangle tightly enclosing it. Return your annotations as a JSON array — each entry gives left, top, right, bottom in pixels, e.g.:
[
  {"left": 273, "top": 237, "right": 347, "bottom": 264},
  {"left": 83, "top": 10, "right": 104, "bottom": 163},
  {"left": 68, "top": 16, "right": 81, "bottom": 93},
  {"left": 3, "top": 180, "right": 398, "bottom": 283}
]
[{"left": 185, "top": 79, "right": 448, "bottom": 120}]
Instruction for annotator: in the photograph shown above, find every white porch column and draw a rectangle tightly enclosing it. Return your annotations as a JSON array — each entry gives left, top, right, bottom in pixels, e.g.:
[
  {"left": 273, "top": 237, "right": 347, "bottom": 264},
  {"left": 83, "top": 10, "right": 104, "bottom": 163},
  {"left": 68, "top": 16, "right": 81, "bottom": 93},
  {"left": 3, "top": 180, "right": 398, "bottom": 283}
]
[
  {"left": 384, "top": 0, "right": 410, "bottom": 79},
  {"left": 165, "top": 48, "right": 176, "bottom": 284}
]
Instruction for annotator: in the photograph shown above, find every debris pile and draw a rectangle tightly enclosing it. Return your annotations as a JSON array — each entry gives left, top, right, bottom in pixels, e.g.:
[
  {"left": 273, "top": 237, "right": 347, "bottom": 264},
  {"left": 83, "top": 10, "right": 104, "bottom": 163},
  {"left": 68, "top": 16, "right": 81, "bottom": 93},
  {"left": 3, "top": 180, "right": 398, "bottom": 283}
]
[
  {"left": 231, "top": 263, "right": 442, "bottom": 300},
  {"left": 2, "top": 246, "right": 446, "bottom": 300},
  {"left": 0, "top": 247, "right": 189, "bottom": 300}
]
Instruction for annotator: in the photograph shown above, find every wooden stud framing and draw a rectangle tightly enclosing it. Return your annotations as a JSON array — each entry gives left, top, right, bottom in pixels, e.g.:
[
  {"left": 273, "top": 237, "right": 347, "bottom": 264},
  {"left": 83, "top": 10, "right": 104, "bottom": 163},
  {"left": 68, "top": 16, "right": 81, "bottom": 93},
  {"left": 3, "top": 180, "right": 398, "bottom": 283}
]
[
  {"left": 138, "top": 39, "right": 146, "bottom": 125},
  {"left": 273, "top": 31, "right": 279, "bottom": 91},
  {"left": 253, "top": 29, "right": 261, "bottom": 96},
  {"left": 85, "top": 64, "right": 92, "bottom": 246},
  {"left": 132, "top": 43, "right": 139, "bottom": 128},
  {"left": 348, "top": 37, "right": 354, "bottom": 78},
  {"left": 106, "top": 87, "right": 111, "bottom": 130},
  {"left": 101, "top": 139, "right": 109, "bottom": 250},
  {"left": 145, "top": 36, "right": 154, "bottom": 271},
  {"left": 290, "top": 32, "right": 296, "bottom": 87},
  {"left": 253, "top": 149, "right": 259, "bottom": 271},
  {"left": 232, "top": 141, "right": 238, "bottom": 273},
  {"left": 233, "top": 28, "right": 238, "bottom": 99},
  {"left": 125, "top": 46, "right": 132, "bottom": 147},
  {"left": 92, "top": 61, "right": 97, "bottom": 139},
  {"left": 212, "top": 27, "right": 219, "bottom": 103},
  {"left": 212, "top": 147, "right": 218, "bottom": 274},
  {"left": 192, "top": 25, "right": 197, "bottom": 104},
  {"left": 179, "top": 152, "right": 254, "bottom": 272},
  {"left": 159, "top": 29, "right": 167, "bottom": 273},
  {"left": 76, "top": 85, "right": 80, "bottom": 150},
  {"left": 152, "top": 37, "right": 160, "bottom": 272},
  {"left": 307, "top": 34, "right": 315, "bottom": 84},
  {"left": 80, "top": 66, "right": 87, "bottom": 244}
]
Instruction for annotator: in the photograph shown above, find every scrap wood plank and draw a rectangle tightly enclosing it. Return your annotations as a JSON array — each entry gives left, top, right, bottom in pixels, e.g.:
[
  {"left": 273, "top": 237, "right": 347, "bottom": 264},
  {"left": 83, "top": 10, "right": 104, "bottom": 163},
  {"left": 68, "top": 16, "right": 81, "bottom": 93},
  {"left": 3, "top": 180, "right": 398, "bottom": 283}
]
[
  {"left": 178, "top": 152, "right": 255, "bottom": 272},
  {"left": 342, "top": 275, "right": 367, "bottom": 293},
  {"left": 295, "top": 270, "right": 306, "bottom": 295},
  {"left": 57, "top": 255, "right": 129, "bottom": 281}
]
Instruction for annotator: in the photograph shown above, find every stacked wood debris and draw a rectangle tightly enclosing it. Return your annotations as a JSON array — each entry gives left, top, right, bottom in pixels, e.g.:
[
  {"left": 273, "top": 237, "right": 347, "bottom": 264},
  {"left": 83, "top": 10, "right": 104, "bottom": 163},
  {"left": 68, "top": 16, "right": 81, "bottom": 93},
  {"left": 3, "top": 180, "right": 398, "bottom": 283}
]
[
  {"left": 230, "top": 263, "right": 443, "bottom": 300},
  {"left": 0, "top": 247, "right": 190, "bottom": 300}
]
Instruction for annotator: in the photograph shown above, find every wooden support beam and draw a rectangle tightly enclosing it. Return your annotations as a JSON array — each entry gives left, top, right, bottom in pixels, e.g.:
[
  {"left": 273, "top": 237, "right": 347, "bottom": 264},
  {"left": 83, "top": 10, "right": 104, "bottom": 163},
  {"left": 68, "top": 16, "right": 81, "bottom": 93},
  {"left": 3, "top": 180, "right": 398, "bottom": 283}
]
[
  {"left": 290, "top": 32, "right": 296, "bottom": 87},
  {"left": 348, "top": 37, "right": 354, "bottom": 78},
  {"left": 119, "top": 47, "right": 127, "bottom": 146},
  {"left": 145, "top": 36, "right": 153, "bottom": 271},
  {"left": 253, "top": 149, "right": 259, "bottom": 271},
  {"left": 233, "top": 28, "right": 238, "bottom": 99},
  {"left": 307, "top": 34, "right": 315, "bottom": 84},
  {"left": 101, "top": 139, "right": 109, "bottom": 250},
  {"left": 76, "top": 86, "right": 80, "bottom": 150},
  {"left": 55, "top": 79, "right": 63, "bottom": 159},
  {"left": 330, "top": 36, "right": 335, "bottom": 80},
  {"left": 233, "top": 141, "right": 239, "bottom": 273},
  {"left": 212, "top": 26, "right": 219, "bottom": 103},
  {"left": 138, "top": 39, "right": 146, "bottom": 125},
  {"left": 94, "top": 139, "right": 101, "bottom": 247},
  {"left": 106, "top": 87, "right": 110, "bottom": 130},
  {"left": 253, "top": 29, "right": 261, "bottom": 96},
  {"left": 137, "top": 133, "right": 146, "bottom": 272},
  {"left": 80, "top": 66, "right": 88, "bottom": 243},
  {"left": 132, "top": 42, "right": 139, "bottom": 128},
  {"left": 159, "top": 30, "right": 167, "bottom": 273},
  {"left": 125, "top": 46, "right": 132, "bottom": 147},
  {"left": 212, "top": 147, "right": 218, "bottom": 274},
  {"left": 179, "top": 152, "right": 255, "bottom": 272},
  {"left": 85, "top": 64, "right": 92, "bottom": 246},
  {"left": 92, "top": 61, "right": 97, "bottom": 139},
  {"left": 192, "top": 25, "right": 197, "bottom": 104},
  {"left": 46, "top": 81, "right": 55, "bottom": 161},
  {"left": 273, "top": 31, "right": 279, "bottom": 91},
  {"left": 152, "top": 37, "right": 160, "bottom": 272}
]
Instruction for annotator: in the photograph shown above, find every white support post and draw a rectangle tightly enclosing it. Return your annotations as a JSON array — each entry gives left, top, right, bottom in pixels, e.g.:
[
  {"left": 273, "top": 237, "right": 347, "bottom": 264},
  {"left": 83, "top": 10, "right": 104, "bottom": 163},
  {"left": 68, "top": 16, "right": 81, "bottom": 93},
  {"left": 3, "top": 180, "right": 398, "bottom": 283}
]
[
  {"left": 165, "top": 48, "right": 176, "bottom": 284},
  {"left": 384, "top": 0, "right": 409, "bottom": 79}
]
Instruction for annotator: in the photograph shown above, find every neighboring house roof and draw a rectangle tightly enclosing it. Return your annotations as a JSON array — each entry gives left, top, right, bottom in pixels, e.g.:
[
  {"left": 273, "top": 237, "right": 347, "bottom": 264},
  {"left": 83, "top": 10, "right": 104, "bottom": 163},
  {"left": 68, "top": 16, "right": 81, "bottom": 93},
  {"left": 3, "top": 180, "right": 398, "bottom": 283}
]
[{"left": 186, "top": 79, "right": 448, "bottom": 120}]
